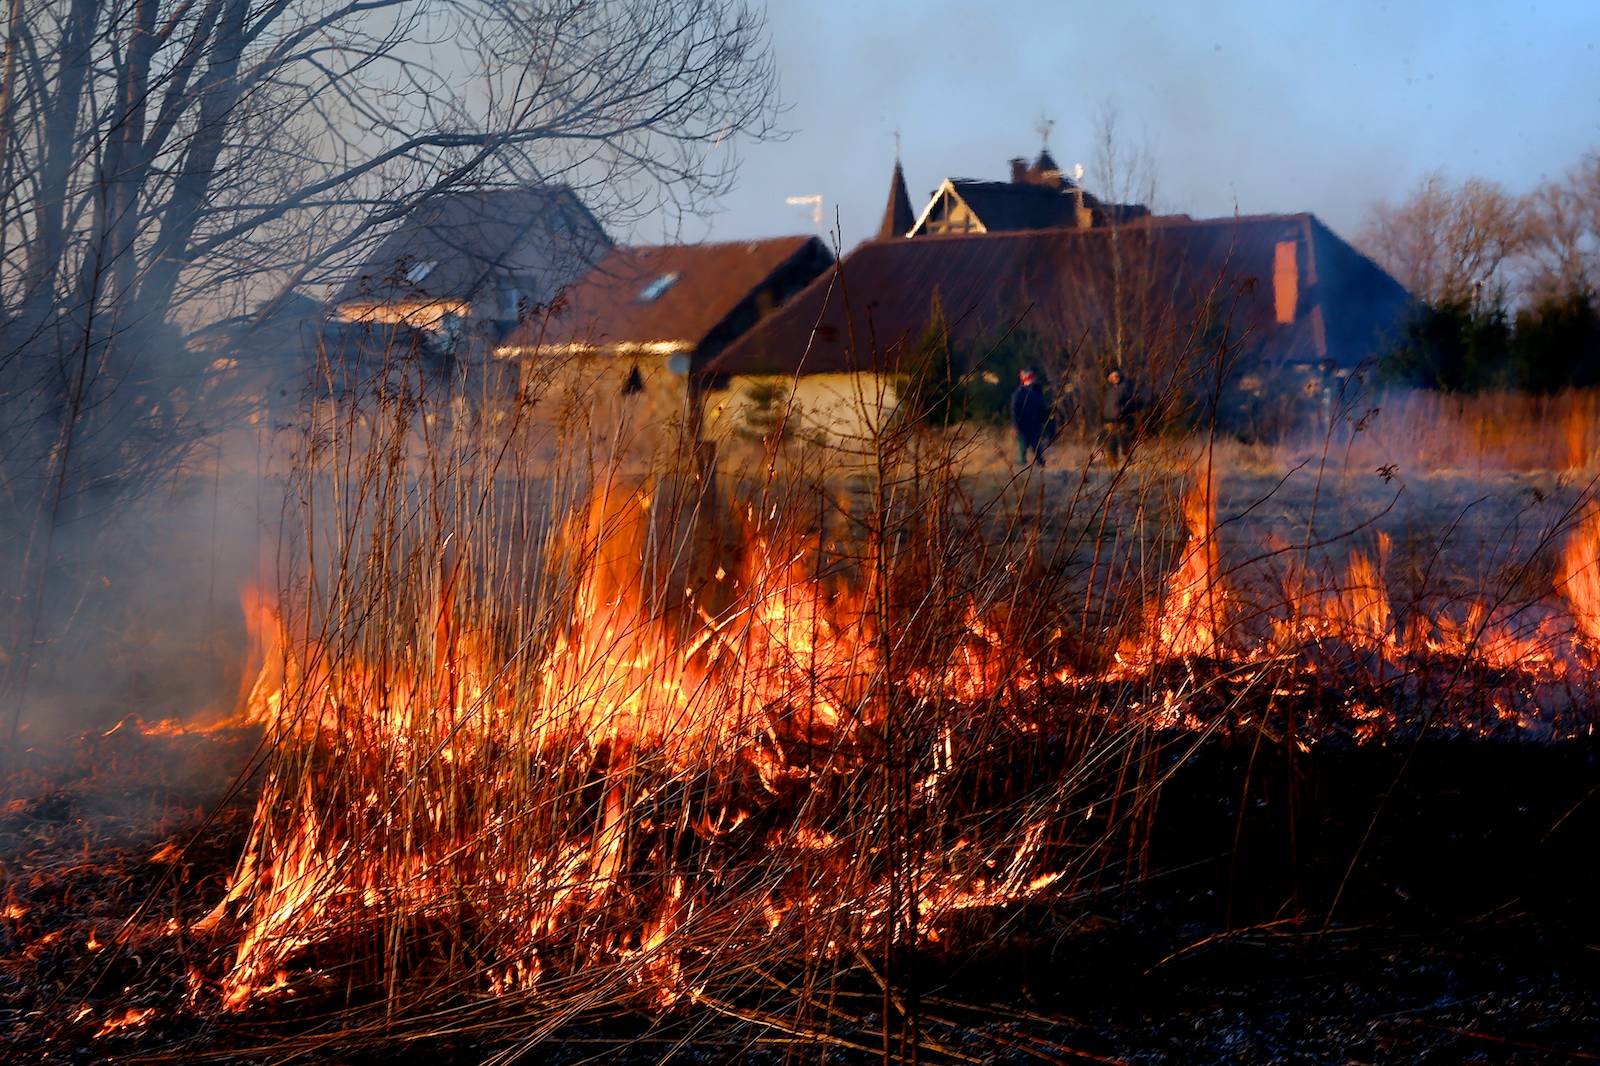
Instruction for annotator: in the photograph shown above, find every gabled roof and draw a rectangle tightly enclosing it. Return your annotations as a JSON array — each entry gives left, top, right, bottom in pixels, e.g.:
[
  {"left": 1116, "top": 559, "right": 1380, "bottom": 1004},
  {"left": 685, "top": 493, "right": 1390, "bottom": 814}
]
[
  {"left": 499, "top": 236, "right": 833, "bottom": 358},
  {"left": 334, "top": 186, "right": 609, "bottom": 308},
  {"left": 704, "top": 214, "right": 1413, "bottom": 378},
  {"left": 947, "top": 180, "right": 1082, "bottom": 232},
  {"left": 880, "top": 161, "right": 916, "bottom": 239},
  {"left": 909, "top": 178, "right": 1150, "bottom": 237}
]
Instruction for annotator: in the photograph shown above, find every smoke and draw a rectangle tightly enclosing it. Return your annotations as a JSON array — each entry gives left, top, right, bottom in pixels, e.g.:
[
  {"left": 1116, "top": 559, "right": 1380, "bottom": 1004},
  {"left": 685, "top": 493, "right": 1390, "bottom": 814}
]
[{"left": 3, "top": 434, "right": 278, "bottom": 744}]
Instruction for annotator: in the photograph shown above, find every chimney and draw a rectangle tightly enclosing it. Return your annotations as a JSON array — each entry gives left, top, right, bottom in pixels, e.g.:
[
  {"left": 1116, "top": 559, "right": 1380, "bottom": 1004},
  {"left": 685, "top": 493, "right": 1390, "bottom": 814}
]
[
  {"left": 1009, "top": 157, "right": 1028, "bottom": 185},
  {"left": 1073, "top": 186, "right": 1091, "bottom": 229}
]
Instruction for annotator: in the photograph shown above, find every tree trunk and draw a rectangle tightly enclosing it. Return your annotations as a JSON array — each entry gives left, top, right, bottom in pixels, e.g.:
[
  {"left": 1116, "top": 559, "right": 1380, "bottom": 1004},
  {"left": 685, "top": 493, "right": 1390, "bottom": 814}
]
[{"left": 137, "top": 0, "right": 249, "bottom": 318}]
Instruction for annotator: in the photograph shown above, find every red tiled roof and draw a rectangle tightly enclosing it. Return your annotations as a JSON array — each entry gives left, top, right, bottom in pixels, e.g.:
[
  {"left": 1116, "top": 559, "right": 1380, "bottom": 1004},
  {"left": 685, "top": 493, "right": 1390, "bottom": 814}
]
[
  {"left": 704, "top": 214, "right": 1412, "bottom": 378},
  {"left": 504, "top": 236, "right": 830, "bottom": 354}
]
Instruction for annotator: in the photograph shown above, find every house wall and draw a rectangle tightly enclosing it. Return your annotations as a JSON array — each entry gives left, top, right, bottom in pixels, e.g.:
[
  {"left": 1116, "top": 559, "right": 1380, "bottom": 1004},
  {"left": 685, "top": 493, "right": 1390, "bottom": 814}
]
[
  {"left": 919, "top": 189, "right": 983, "bottom": 236},
  {"left": 511, "top": 352, "right": 693, "bottom": 467},
  {"left": 703, "top": 373, "right": 899, "bottom": 450}
]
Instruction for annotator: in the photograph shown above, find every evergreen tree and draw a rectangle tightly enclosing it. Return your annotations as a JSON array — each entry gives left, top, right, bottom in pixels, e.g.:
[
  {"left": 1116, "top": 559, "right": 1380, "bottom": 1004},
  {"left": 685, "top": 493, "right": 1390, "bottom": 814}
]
[
  {"left": 1512, "top": 290, "right": 1600, "bottom": 392},
  {"left": 902, "top": 291, "right": 966, "bottom": 426},
  {"left": 1382, "top": 299, "right": 1512, "bottom": 391}
]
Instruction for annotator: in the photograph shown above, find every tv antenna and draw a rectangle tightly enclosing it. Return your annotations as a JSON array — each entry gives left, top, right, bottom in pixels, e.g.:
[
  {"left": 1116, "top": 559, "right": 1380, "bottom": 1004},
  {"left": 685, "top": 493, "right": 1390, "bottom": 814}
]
[
  {"left": 786, "top": 194, "right": 824, "bottom": 225},
  {"left": 1034, "top": 114, "right": 1056, "bottom": 150}
]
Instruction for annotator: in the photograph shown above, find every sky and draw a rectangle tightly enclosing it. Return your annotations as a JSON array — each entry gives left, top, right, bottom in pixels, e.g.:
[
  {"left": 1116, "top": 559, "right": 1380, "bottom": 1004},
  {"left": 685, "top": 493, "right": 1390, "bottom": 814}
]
[{"left": 658, "top": 0, "right": 1600, "bottom": 251}]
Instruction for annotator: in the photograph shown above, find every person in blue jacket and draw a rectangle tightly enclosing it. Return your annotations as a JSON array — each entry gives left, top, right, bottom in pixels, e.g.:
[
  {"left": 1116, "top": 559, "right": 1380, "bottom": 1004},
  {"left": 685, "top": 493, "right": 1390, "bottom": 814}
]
[{"left": 1011, "top": 368, "right": 1049, "bottom": 466}]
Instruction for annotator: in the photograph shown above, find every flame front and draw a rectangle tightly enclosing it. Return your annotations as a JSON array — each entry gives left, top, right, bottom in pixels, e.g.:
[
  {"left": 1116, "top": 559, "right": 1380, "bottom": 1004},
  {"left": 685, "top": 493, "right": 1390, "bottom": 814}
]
[
  {"left": 205, "top": 471, "right": 1600, "bottom": 1014},
  {"left": 210, "top": 478, "right": 1056, "bottom": 1010}
]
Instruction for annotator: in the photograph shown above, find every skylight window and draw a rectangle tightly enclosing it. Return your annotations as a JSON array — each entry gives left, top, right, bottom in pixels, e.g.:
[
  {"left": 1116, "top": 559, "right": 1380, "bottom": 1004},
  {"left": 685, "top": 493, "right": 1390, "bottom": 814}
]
[
  {"left": 405, "top": 259, "right": 439, "bottom": 285},
  {"left": 638, "top": 272, "right": 680, "bottom": 302}
]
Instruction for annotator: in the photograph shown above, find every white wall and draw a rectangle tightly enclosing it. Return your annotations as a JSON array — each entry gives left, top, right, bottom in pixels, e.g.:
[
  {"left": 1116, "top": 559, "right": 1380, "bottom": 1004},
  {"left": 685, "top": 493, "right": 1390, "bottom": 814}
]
[{"left": 703, "top": 373, "right": 899, "bottom": 452}]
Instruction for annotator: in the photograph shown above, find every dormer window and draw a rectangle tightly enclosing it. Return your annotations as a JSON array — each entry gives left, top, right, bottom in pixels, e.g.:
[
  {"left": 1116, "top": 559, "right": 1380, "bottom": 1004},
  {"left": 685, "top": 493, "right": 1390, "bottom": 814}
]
[
  {"left": 638, "top": 272, "right": 680, "bottom": 302},
  {"left": 405, "top": 259, "right": 439, "bottom": 285}
]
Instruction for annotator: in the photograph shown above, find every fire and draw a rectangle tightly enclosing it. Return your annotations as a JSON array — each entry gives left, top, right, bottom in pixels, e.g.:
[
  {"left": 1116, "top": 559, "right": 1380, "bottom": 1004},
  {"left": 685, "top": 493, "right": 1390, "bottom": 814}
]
[
  {"left": 1273, "top": 536, "right": 1395, "bottom": 655},
  {"left": 1120, "top": 474, "right": 1232, "bottom": 666},
  {"left": 1560, "top": 506, "right": 1600, "bottom": 647},
  {"left": 93, "top": 1007, "right": 154, "bottom": 1038},
  {"left": 192, "top": 466, "right": 1600, "bottom": 1020},
  {"left": 205, "top": 477, "right": 1067, "bottom": 1012}
]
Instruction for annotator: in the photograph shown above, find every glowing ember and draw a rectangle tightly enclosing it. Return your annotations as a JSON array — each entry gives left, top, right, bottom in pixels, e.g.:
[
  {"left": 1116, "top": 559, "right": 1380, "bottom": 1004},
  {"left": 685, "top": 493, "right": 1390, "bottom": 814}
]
[{"left": 93, "top": 1007, "right": 154, "bottom": 1037}]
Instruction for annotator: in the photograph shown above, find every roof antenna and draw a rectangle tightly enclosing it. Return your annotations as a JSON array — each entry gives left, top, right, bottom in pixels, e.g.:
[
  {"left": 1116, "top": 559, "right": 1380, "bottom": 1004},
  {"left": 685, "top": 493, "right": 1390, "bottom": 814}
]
[
  {"left": 1034, "top": 113, "right": 1055, "bottom": 151},
  {"left": 786, "top": 194, "right": 824, "bottom": 225}
]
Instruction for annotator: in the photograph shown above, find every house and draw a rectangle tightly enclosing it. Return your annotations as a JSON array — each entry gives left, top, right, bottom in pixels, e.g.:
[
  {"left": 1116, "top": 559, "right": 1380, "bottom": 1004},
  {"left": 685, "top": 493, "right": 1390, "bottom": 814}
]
[
  {"left": 494, "top": 236, "right": 834, "bottom": 453},
  {"left": 906, "top": 150, "right": 1151, "bottom": 237},
  {"left": 700, "top": 212, "right": 1413, "bottom": 440},
  {"left": 193, "top": 289, "right": 441, "bottom": 426},
  {"left": 331, "top": 186, "right": 609, "bottom": 333}
]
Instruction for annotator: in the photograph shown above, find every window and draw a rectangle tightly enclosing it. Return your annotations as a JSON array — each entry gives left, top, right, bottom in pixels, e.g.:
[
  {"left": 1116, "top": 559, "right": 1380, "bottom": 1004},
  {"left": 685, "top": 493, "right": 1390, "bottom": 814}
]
[
  {"left": 638, "top": 272, "right": 680, "bottom": 302},
  {"left": 1272, "top": 240, "right": 1298, "bottom": 324},
  {"left": 405, "top": 259, "right": 439, "bottom": 285}
]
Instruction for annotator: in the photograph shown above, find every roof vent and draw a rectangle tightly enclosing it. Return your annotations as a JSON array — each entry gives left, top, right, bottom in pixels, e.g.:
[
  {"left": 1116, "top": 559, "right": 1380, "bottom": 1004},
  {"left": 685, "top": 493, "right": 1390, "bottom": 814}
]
[{"left": 638, "top": 272, "right": 680, "bottom": 302}]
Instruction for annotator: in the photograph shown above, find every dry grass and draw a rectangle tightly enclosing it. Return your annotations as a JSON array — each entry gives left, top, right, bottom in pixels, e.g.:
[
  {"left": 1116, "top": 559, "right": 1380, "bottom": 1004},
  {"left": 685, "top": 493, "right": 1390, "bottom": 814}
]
[
  {"left": 190, "top": 343, "right": 1197, "bottom": 1061},
  {"left": 25, "top": 326, "right": 1598, "bottom": 1060},
  {"left": 1275, "top": 387, "right": 1600, "bottom": 476}
]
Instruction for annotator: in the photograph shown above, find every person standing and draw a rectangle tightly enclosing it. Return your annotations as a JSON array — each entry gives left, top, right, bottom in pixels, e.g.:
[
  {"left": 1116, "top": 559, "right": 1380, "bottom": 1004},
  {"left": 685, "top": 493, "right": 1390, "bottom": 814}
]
[
  {"left": 1011, "top": 368, "right": 1049, "bottom": 466},
  {"left": 1100, "top": 367, "right": 1137, "bottom": 461}
]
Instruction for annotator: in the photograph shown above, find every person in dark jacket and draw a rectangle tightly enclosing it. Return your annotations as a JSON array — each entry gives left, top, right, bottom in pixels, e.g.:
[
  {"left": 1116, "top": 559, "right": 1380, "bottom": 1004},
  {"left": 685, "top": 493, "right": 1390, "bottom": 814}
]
[
  {"left": 1011, "top": 368, "right": 1049, "bottom": 465},
  {"left": 1099, "top": 367, "right": 1137, "bottom": 461}
]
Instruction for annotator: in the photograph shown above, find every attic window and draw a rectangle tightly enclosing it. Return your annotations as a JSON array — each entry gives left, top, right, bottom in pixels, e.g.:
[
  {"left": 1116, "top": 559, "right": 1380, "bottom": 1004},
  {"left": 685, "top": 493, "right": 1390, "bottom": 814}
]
[
  {"left": 405, "top": 259, "right": 439, "bottom": 285},
  {"left": 638, "top": 272, "right": 680, "bottom": 302}
]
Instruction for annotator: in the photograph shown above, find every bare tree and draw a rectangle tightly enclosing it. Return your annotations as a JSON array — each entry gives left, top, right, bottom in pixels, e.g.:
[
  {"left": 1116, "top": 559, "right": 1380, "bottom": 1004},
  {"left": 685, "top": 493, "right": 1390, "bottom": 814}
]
[
  {"left": 1086, "top": 102, "right": 1158, "bottom": 375},
  {"left": 1522, "top": 151, "right": 1600, "bottom": 302},
  {"left": 0, "top": 0, "right": 777, "bottom": 487},
  {"left": 1357, "top": 171, "right": 1528, "bottom": 307},
  {"left": 0, "top": 0, "right": 778, "bottom": 744}
]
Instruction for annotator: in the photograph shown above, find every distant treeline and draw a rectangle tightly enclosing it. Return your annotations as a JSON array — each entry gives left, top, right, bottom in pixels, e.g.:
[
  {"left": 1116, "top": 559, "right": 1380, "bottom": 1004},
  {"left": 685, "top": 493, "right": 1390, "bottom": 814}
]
[
  {"left": 1360, "top": 153, "right": 1600, "bottom": 393},
  {"left": 1383, "top": 291, "right": 1600, "bottom": 393}
]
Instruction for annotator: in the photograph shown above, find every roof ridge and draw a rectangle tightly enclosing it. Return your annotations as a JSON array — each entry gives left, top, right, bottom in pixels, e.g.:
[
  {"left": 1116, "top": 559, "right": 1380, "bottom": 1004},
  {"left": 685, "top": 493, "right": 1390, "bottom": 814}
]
[
  {"left": 617, "top": 234, "right": 817, "bottom": 253},
  {"left": 876, "top": 211, "right": 1316, "bottom": 246}
]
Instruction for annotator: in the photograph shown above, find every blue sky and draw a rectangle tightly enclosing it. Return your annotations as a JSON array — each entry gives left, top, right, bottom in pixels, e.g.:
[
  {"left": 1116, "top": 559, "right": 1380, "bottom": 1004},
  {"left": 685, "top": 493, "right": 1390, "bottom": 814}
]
[{"left": 663, "top": 0, "right": 1600, "bottom": 250}]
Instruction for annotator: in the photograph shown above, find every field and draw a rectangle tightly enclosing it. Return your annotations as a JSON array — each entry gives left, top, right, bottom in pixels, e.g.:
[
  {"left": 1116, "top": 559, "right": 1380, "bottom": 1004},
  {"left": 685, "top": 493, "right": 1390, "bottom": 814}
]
[{"left": 3, "top": 389, "right": 1599, "bottom": 1062}]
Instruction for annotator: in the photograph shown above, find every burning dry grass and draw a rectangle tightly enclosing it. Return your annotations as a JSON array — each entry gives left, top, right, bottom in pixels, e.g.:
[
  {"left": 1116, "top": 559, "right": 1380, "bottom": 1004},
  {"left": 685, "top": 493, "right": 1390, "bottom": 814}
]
[
  {"left": 200, "top": 420, "right": 1144, "bottom": 1044},
  {"left": 189, "top": 369, "right": 1600, "bottom": 1051},
  {"left": 10, "top": 356, "right": 1600, "bottom": 1060}
]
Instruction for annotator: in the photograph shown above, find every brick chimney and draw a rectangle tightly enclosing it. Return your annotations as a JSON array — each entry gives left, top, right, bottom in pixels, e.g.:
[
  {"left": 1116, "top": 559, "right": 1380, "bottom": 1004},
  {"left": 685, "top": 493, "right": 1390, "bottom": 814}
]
[
  {"left": 1073, "top": 186, "right": 1092, "bottom": 229},
  {"left": 1009, "top": 157, "right": 1029, "bottom": 184}
]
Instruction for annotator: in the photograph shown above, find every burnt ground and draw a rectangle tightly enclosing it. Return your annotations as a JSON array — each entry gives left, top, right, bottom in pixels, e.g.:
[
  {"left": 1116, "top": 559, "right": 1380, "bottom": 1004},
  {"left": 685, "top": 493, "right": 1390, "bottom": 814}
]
[
  {"left": 1, "top": 720, "right": 1595, "bottom": 1064},
  {"left": 931, "top": 738, "right": 1600, "bottom": 1065}
]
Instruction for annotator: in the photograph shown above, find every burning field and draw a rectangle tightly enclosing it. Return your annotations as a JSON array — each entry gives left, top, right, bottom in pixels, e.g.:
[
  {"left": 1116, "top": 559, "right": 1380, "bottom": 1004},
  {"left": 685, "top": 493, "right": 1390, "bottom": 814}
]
[{"left": 3, "top": 393, "right": 1600, "bottom": 1062}]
